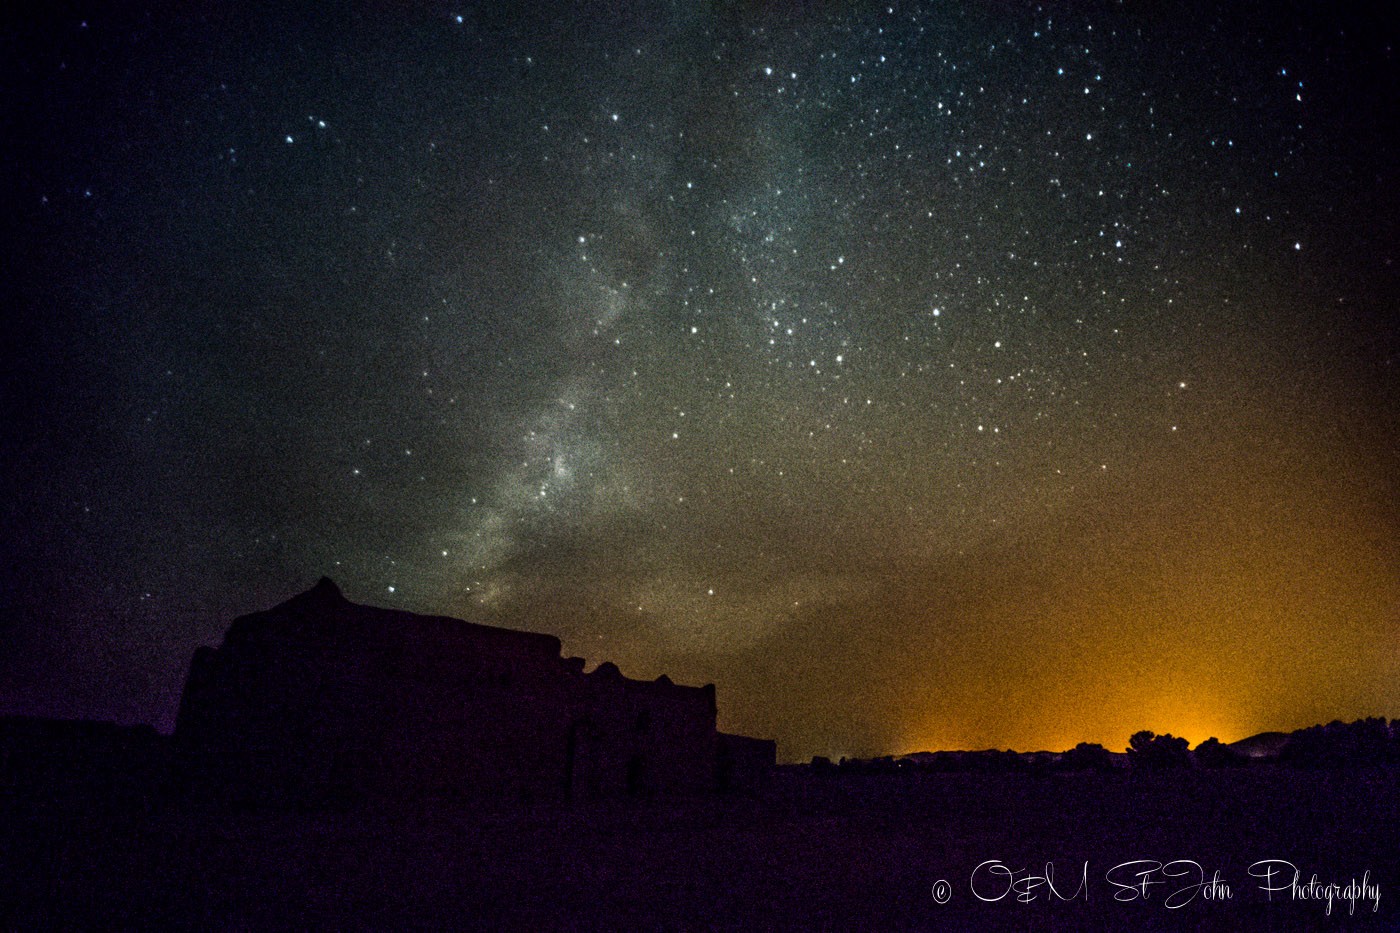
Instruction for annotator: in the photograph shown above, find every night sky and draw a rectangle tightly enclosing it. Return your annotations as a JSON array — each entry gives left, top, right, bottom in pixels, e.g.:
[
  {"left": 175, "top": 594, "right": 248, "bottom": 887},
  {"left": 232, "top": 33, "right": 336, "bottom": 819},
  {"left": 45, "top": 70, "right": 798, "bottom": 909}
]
[{"left": 3, "top": 1, "right": 1397, "bottom": 761}]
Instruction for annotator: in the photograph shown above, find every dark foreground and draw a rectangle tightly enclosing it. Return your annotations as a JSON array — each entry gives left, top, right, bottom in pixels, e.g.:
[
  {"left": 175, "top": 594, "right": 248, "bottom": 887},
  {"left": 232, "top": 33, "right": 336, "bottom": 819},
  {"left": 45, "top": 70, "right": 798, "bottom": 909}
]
[{"left": 3, "top": 766, "right": 1395, "bottom": 930}]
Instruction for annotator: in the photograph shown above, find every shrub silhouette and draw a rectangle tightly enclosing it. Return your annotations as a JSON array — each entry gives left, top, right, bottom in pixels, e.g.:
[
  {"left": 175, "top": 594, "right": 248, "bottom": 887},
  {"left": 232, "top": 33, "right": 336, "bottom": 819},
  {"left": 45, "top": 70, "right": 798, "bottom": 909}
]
[
  {"left": 1281, "top": 717, "right": 1395, "bottom": 768},
  {"left": 1193, "top": 737, "right": 1245, "bottom": 769},
  {"left": 1127, "top": 731, "right": 1190, "bottom": 770},
  {"left": 1061, "top": 742, "right": 1114, "bottom": 772}
]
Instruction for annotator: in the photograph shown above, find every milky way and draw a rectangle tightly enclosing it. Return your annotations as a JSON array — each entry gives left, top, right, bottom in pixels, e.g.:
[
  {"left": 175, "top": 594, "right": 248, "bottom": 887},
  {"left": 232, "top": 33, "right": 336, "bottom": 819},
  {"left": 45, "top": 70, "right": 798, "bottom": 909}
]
[{"left": 4, "top": 1, "right": 1396, "bottom": 759}]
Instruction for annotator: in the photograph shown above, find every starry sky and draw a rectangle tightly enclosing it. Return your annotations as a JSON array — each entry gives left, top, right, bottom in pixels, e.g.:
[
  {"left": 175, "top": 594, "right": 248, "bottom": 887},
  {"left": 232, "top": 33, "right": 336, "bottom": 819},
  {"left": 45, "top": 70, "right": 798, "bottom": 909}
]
[{"left": 3, "top": 0, "right": 1397, "bottom": 761}]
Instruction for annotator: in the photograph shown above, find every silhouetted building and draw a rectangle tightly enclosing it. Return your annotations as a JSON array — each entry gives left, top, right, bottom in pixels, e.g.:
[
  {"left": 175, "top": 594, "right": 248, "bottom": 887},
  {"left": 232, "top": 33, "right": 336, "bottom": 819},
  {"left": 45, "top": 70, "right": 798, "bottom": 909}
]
[
  {"left": 716, "top": 732, "right": 778, "bottom": 793},
  {"left": 174, "top": 579, "right": 773, "bottom": 806}
]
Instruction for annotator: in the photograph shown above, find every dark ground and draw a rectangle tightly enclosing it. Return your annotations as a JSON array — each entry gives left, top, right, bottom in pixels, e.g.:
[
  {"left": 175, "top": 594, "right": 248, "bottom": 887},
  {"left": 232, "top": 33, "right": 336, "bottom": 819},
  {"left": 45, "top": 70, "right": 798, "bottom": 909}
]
[{"left": 3, "top": 766, "right": 1396, "bottom": 930}]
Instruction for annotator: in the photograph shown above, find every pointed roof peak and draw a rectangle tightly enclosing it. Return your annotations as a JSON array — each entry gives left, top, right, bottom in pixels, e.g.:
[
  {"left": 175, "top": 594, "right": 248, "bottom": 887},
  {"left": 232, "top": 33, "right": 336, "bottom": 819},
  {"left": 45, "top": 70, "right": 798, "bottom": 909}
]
[{"left": 304, "top": 576, "right": 346, "bottom": 604}]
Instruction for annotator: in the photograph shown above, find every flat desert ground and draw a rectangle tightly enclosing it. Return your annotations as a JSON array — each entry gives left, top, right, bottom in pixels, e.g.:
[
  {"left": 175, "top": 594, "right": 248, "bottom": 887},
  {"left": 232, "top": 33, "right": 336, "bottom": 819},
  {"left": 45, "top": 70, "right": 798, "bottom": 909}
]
[{"left": 3, "top": 766, "right": 1395, "bottom": 930}]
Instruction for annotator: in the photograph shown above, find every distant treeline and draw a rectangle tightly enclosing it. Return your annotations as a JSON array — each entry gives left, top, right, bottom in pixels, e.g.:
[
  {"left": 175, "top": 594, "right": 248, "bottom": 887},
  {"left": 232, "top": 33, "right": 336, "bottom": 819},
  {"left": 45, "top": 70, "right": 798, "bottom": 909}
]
[
  {"left": 1276, "top": 717, "right": 1399, "bottom": 768},
  {"left": 808, "top": 717, "right": 1400, "bottom": 774}
]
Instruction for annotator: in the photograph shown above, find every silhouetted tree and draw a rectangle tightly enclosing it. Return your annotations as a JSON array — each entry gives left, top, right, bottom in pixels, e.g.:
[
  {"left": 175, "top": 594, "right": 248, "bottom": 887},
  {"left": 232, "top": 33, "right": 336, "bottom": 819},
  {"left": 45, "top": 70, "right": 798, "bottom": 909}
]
[
  {"left": 1281, "top": 723, "right": 1329, "bottom": 767},
  {"left": 1061, "top": 742, "right": 1114, "bottom": 772},
  {"left": 1127, "top": 731, "right": 1190, "bottom": 770},
  {"left": 1281, "top": 718, "right": 1396, "bottom": 768},
  {"left": 1193, "top": 737, "right": 1245, "bottom": 769},
  {"left": 1351, "top": 717, "right": 1393, "bottom": 765}
]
